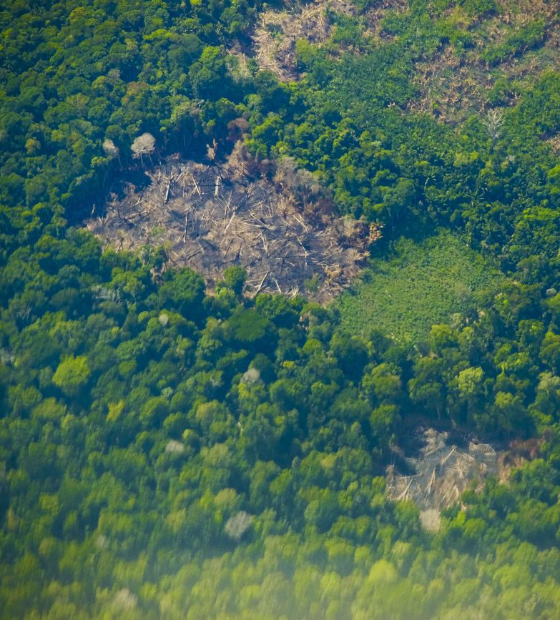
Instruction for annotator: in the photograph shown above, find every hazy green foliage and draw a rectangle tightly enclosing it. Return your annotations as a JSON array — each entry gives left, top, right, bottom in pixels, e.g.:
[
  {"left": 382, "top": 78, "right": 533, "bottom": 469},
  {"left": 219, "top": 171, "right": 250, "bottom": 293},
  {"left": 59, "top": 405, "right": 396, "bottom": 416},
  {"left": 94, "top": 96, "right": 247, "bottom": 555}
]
[{"left": 2, "top": 214, "right": 560, "bottom": 618}]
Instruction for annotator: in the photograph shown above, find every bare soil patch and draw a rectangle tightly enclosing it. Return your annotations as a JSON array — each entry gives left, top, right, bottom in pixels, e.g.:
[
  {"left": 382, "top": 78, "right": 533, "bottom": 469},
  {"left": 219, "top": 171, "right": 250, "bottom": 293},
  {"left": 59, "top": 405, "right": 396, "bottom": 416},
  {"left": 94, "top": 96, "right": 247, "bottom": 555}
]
[{"left": 86, "top": 146, "right": 380, "bottom": 302}]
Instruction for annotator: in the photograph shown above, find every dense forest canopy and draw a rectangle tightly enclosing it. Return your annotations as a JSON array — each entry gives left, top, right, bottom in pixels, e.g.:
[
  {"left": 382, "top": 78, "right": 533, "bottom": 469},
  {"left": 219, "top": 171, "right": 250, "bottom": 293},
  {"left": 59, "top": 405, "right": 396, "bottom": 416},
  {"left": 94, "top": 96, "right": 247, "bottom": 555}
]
[{"left": 3, "top": 0, "right": 560, "bottom": 618}]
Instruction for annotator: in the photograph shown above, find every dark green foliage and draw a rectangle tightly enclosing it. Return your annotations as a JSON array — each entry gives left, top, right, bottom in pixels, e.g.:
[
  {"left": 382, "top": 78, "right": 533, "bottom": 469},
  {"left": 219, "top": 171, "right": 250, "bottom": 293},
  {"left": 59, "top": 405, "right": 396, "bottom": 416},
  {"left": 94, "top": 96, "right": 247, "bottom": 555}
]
[
  {"left": 158, "top": 269, "right": 205, "bottom": 320},
  {"left": 0, "top": 0, "right": 261, "bottom": 216},
  {"left": 221, "top": 266, "right": 247, "bottom": 297},
  {"left": 1, "top": 209, "right": 560, "bottom": 616}
]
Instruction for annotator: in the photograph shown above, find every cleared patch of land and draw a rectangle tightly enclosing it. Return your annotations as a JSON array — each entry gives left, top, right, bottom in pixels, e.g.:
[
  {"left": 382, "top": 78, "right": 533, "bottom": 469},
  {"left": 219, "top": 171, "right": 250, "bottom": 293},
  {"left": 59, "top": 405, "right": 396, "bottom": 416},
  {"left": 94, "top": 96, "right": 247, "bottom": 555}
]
[
  {"left": 409, "top": 0, "right": 560, "bottom": 122},
  {"left": 387, "top": 427, "right": 541, "bottom": 531},
  {"left": 336, "top": 230, "right": 506, "bottom": 341},
  {"left": 243, "top": 0, "right": 560, "bottom": 122},
  {"left": 387, "top": 428, "right": 500, "bottom": 530},
  {"left": 86, "top": 146, "right": 379, "bottom": 301},
  {"left": 247, "top": 0, "right": 357, "bottom": 81}
]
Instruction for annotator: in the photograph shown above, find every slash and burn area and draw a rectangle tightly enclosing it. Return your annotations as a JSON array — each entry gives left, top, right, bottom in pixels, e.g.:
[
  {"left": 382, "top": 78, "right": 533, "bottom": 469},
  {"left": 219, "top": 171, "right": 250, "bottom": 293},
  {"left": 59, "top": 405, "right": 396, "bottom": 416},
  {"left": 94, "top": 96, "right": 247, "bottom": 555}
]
[{"left": 87, "top": 145, "right": 379, "bottom": 302}]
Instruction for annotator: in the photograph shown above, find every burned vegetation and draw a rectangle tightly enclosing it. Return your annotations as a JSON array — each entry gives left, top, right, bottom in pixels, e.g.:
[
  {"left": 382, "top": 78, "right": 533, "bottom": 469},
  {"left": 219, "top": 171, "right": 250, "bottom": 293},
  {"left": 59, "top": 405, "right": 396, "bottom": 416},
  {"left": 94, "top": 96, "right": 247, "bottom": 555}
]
[{"left": 87, "top": 145, "right": 380, "bottom": 301}]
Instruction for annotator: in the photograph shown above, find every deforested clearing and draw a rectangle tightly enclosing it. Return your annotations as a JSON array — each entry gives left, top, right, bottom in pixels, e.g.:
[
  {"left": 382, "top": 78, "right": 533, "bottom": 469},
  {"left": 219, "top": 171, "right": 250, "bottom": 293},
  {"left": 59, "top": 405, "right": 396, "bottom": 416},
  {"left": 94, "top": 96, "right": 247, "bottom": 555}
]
[
  {"left": 387, "top": 428, "right": 539, "bottom": 531},
  {"left": 387, "top": 429, "right": 500, "bottom": 529},
  {"left": 249, "top": 0, "right": 356, "bottom": 81},
  {"left": 86, "top": 146, "right": 380, "bottom": 301}
]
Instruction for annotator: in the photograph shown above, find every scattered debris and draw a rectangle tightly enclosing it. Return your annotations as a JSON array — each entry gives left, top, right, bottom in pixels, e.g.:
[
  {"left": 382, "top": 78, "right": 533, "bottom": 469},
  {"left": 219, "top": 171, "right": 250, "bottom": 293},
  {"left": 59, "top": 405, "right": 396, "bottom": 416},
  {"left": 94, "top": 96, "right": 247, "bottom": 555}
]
[
  {"left": 250, "top": 0, "right": 357, "bottom": 80},
  {"left": 409, "top": 0, "right": 560, "bottom": 123},
  {"left": 387, "top": 429, "right": 542, "bottom": 530},
  {"left": 87, "top": 145, "right": 380, "bottom": 302},
  {"left": 387, "top": 428, "right": 501, "bottom": 529},
  {"left": 236, "top": 0, "right": 559, "bottom": 122}
]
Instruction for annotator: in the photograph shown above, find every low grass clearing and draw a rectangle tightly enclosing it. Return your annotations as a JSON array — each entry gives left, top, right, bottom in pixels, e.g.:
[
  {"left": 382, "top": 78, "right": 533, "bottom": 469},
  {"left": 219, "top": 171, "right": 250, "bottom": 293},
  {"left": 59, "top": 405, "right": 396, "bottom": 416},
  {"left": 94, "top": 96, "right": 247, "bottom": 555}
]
[{"left": 336, "top": 230, "right": 507, "bottom": 342}]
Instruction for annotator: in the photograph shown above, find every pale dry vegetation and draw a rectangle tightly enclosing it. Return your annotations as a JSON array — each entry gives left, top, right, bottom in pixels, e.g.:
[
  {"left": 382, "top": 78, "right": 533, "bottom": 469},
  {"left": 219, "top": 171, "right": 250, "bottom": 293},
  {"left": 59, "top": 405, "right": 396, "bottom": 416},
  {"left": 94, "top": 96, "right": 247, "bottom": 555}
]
[
  {"left": 247, "top": 0, "right": 408, "bottom": 80},
  {"left": 387, "top": 429, "right": 500, "bottom": 519},
  {"left": 387, "top": 428, "right": 541, "bottom": 531},
  {"left": 362, "top": 0, "right": 407, "bottom": 42},
  {"left": 243, "top": 0, "right": 559, "bottom": 118},
  {"left": 250, "top": 0, "right": 356, "bottom": 80},
  {"left": 409, "top": 0, "right": 560, "bottom": 122},
  {"left": 86, "top": 144, "right": 380, "bottom": 301}
]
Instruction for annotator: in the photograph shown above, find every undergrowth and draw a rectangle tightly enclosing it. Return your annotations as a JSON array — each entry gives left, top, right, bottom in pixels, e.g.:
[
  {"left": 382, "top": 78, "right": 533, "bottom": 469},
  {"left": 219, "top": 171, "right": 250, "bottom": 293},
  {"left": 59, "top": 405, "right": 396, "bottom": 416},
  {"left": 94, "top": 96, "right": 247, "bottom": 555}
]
[{"left": 336, "top": 229, "right": 506, "bottom": 342}]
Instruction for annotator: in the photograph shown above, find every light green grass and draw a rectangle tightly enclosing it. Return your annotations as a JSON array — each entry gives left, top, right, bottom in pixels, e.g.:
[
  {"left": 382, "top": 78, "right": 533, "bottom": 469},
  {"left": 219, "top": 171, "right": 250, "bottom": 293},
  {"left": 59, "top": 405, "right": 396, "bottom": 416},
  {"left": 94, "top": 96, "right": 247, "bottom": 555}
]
[{"left": 336, "top": 230, "right": 506, "bottom": 342}]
